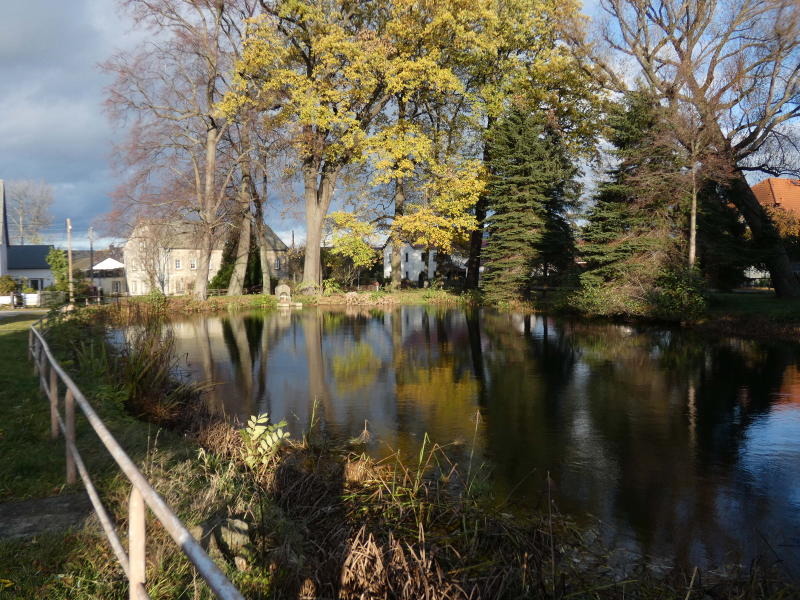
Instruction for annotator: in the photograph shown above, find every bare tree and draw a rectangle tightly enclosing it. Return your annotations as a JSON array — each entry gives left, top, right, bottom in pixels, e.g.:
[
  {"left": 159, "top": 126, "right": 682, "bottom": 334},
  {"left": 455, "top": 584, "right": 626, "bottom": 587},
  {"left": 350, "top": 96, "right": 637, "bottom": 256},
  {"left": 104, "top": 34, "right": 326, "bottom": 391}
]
[
  {"left": 130, "top": 221, "right": 175, "bottom": 294},
  {"left": 6, "top": 180, "right": 54, "bottom": 244},
  {"left": 587, "top": 0, "right": 800, "bottom": 297},
  {"left": 104, "top": 0, "right": 264, "bottom": 300}
]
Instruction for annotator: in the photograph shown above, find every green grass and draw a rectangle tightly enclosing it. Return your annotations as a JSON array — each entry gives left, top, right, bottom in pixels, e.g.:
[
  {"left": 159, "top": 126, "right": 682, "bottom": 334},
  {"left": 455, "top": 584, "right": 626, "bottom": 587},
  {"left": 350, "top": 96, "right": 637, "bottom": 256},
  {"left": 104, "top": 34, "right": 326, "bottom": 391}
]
[
  {"left": 0, "top": 314, "right": 70, "bottom": 500},
  {"left": 707, "top": 291, "right": 800, "bottom": 323},
  {"left": 0, "top": 311, "right": 245, "bottom": 598}
]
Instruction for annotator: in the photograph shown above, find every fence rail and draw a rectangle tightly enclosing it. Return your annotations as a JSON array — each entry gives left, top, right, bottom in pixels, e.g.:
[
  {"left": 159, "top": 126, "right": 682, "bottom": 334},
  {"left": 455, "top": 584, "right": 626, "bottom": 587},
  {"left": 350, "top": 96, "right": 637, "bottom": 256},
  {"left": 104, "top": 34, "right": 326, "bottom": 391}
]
[{"left": 28, "top": 315, "right": 244, "bottom": 600}]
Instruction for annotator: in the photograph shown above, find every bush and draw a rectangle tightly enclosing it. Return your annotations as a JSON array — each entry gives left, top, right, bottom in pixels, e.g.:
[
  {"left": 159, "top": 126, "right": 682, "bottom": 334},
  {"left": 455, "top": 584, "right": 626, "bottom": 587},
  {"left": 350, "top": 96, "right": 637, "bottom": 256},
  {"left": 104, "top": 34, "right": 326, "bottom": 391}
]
[
  {"left": 369, "top": 289, "right": 388, "bottom": 301},
  {"left": 565, "top": 274, "right": 649, "bottom": 317},
  {"left": 647, "top": 269, "right": 707, "bottom": 321},
  {"left": 0, "top": 275, "right": 16, "bottom": 294},
  {"left": 322, "top": 278, "right": 343, "bottom": 296},
  {"left": 249, "top": 294, "right": 278, "bottom": 310}
]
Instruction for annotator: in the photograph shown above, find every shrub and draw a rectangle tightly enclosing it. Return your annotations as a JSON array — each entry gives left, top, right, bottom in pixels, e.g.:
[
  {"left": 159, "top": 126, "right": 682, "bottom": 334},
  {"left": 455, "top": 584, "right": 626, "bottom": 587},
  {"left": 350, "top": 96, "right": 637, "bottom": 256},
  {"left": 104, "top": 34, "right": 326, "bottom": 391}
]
[
  {"left": 369, "top": 289, "right": 388, "bottom": 301},
  {"left": 647, "top": 269, "right": 707, "bottom": 321},
  {"left": 322, "top": 278, "right": 343, "bottom": 296},
  {"left": 0, "top": 275, "right": 16, "bottom": 294}
]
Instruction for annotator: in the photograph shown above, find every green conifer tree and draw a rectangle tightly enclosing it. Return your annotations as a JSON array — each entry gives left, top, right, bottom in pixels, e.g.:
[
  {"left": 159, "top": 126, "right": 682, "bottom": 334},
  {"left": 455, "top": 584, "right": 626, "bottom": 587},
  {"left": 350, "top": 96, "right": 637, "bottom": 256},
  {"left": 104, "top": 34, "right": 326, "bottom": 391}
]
[
  {"left": 480, "top": 109, "right": 579, "bottom": 304},
  {"left": 577, "top": 92, "right": 709, "bottom": 318}
]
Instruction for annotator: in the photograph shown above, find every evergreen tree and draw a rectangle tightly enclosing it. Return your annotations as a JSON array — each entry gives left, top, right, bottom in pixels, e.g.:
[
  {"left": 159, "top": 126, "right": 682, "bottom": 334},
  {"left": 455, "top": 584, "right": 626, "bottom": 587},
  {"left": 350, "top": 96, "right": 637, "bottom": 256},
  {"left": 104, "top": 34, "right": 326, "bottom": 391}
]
[
  {"left": 576, "top": 93, "right": 708, "bottom": 318},
  {"left": 480, "top": 109, "right": 579, "bottom": 304}
]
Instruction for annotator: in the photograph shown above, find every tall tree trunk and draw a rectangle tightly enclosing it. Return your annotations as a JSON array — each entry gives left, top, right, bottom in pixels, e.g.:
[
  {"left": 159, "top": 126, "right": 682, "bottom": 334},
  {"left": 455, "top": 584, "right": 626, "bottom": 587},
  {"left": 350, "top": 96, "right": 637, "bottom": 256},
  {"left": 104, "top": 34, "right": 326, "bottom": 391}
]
[
  {"left": 300, "top": 159, "right": 336, "bottom": 294},
  {"left": 465, "top": 116, "right": 495, "bottom": 289},
  {"left": 390, "top": 178, "right": 405, "bottom": 289},
  {"left": 228, "top": 176, "right": 252, "bottom": 296},
  {"left": 688, "top": 165, "right": 697, "bottom": 267},
  {"left": 251, "top": 178, "right": 274, "bottom": 293},
  {"left": 196, "top": 225, "right": 213, "bottom": 300},
  {"left": 195, "top": 127, "right": 219, "bottom": 300},
  {"left": 725, "top": 171, "right": 800, "bottom": 298}
]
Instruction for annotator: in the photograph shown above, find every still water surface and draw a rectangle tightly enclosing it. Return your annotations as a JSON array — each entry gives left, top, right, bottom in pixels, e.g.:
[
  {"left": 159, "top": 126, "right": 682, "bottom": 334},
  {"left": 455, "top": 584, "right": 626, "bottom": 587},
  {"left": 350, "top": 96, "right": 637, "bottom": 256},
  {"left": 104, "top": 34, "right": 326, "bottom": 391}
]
[{"left": 169, "top": 306, "right": 800, "bottom": 570}]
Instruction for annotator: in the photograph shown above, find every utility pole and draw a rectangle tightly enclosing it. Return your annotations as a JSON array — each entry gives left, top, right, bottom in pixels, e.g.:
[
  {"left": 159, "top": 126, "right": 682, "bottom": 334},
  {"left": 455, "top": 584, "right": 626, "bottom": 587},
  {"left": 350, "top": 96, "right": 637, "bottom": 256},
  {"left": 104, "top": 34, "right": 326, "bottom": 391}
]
[
  {"left": 88, "top": 226, "right": 96, "bottom": 295},
  {"left": 66, "top": 218, "right": 74, "bottom": 304}
]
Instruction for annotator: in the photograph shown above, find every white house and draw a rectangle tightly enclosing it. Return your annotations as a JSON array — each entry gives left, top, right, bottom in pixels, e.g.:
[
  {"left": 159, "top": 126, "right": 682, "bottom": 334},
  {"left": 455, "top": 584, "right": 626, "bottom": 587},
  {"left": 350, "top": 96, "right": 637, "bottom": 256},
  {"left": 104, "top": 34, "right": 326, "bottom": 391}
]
[
  {"left": 73, "top": 248, "right": 128, "bottom": 295},
  {"left": 382, "top": 244, "right": 467, "bottom": 284},
  {"left": 383, "top": 245, "right": 435, "bottom": 283},
  {"left": 124, "top": 221, "right": 225, "bottom": 296},
  {"left": 124, "top": 220, "right": 290, "bottom": 295},
  {"left": 0, "top": 179, "right": 54, "bottom": 290}
]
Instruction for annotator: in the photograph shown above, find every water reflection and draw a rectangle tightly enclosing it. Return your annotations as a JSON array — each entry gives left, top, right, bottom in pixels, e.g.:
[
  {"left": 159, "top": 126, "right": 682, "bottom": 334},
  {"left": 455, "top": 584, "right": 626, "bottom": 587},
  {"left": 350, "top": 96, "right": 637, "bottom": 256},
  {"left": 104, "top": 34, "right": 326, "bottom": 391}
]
[{"left": 169, "top": 307, "right": 800, "bottom": 570}]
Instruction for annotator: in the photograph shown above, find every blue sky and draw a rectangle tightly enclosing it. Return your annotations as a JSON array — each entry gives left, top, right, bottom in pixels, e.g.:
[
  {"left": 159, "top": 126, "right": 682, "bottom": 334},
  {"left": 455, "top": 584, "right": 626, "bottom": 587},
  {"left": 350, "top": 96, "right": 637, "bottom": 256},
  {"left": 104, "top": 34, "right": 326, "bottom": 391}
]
[{"left": 0, "top": 0, "right": 600, "bottom": 250}]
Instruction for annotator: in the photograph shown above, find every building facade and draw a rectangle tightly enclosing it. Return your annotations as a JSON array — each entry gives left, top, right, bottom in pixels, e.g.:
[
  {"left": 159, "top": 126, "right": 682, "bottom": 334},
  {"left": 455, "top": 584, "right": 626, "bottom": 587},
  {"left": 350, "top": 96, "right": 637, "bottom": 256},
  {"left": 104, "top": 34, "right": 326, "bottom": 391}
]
[
  {"left": 751, "top": 178, "right": 800, "bottom": 282},
  {"left": 124, "top": 222, "right": 224, "bottom": 296},
  {"left": 382, "top": 245, "right": 436, "bottom": 284},
  {"left": 124, "top": 221, "right": 290, "bottom": 295}
]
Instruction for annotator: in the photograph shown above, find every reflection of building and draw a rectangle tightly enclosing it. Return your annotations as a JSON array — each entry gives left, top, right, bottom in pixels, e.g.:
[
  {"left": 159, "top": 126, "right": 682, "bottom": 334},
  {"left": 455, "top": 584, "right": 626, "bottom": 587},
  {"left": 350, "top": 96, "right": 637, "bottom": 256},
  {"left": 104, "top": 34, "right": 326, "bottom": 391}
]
[
  {"left": 748, "top": 178, "right": 800, "bottom": 284},
  {"left": 382, "top": 244, "right": 467, "bottom": 284},
  {"left": 0, "top": 179, "right": 54, "bottom": 290}
]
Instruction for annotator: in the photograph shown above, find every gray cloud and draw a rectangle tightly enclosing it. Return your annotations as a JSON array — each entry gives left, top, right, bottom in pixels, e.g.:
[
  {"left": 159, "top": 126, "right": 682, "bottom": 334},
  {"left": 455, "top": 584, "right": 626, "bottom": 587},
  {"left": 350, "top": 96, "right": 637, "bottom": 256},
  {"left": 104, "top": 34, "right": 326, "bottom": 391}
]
[{"left": 0, "top": 0, "right": 140, "bottom": 241}]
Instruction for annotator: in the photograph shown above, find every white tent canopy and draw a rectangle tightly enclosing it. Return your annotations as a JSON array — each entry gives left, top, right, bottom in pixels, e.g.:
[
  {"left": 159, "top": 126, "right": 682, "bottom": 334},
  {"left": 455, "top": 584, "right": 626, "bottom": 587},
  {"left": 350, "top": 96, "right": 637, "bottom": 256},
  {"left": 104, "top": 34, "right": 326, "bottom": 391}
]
[{"left": 93, "top": 257, "right": 125, "bottom": 270}]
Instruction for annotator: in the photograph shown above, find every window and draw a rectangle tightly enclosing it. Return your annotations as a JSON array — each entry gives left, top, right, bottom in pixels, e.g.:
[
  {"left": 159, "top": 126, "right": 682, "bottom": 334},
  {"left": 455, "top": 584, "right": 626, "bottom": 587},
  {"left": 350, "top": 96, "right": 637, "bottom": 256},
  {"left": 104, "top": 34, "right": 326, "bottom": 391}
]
[
  {"left": 190, "top": 258, "right": 197, "bottom": 270},
  {"left": 175, "top": 259, "right": 182, "bottom": 270},
  {"left": 421, "top": 251, "right": 428, "bottom": 263},
  {"left": 112, "top": 281, "right": 121, "bottom": 294},
  {"left": 131, "top": 281, "right": 137, "bottom": 294},
  {"left": 405, "top": 252, "right": 409, "bottom": 262},
  {"left": 176, "top": 279, "right": 185, "bottom": 293},
  {"left": 29, "top": 279, "right": 43, "bottom": 291},
  {"left": 274, "top": 257, "right": 281, "bottom": 270}
]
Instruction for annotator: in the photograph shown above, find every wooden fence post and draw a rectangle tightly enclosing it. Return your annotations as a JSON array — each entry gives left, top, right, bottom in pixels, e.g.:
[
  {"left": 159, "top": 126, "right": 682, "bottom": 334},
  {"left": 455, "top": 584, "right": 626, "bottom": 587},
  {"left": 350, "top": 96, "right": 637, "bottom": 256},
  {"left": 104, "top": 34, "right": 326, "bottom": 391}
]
[
  {"left": 129, "top": 487, "right": 146, "bottom": 599},
  {"left": 65, "top": 389, "right": 76, "bottom": 485},
  {"left": 49, "top": 364, "right": 59, "bottom": 439}
]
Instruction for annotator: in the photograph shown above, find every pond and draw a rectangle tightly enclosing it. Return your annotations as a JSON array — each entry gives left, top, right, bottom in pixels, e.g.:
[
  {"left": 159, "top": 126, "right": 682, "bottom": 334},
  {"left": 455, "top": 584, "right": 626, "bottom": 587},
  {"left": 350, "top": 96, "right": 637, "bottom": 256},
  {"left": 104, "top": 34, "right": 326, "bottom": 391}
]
[{"left": 169, "top": 306, "right": 800, "bottom": 572}]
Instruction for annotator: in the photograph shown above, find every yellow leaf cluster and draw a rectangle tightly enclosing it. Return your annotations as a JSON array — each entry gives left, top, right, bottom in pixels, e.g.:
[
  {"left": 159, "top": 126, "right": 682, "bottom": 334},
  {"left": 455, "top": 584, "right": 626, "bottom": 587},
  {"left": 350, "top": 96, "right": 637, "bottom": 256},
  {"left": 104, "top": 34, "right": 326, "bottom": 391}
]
[
  {"left": 328, "top": 211, "right": 379, "bottom": 268},
  {"left": 391, "top": 159, "right": 486, "bottom": 252}
]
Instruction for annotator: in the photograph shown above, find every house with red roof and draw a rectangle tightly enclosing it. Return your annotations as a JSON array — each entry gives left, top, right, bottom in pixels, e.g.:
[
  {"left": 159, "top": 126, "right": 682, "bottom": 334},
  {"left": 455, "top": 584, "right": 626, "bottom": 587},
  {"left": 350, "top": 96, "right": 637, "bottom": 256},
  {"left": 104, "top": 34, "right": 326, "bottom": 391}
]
[
  {"left": 748, "top": 178, "right": 800, "bottom": 284},
  {"left": 752, "top": 178, "right": 800, "bottom": 217}
]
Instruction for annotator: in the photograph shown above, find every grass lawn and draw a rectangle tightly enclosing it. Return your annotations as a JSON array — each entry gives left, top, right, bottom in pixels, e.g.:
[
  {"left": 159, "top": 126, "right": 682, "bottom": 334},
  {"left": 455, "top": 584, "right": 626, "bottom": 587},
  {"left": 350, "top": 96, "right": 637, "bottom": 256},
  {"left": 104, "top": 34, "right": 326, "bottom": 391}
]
[
  {"left": 0, "top": 313, "right": 71, "bottom": 500},
  {"left": 0, "top": 312, "right": 234, "bottom": 598},
  {"left": 707, "top": 291, "right": 800, "bottom": 324}
]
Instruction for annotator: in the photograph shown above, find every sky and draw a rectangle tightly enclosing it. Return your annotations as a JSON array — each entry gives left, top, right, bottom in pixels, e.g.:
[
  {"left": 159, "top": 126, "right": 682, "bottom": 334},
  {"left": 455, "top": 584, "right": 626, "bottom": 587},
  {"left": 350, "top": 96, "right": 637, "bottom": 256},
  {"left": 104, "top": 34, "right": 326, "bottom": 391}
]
[
  {"left": 0, "top": 1, "right": 601, "bottom": 251},
  {"left": 0, "top": 0, "right": 301, "bottom": 250}
]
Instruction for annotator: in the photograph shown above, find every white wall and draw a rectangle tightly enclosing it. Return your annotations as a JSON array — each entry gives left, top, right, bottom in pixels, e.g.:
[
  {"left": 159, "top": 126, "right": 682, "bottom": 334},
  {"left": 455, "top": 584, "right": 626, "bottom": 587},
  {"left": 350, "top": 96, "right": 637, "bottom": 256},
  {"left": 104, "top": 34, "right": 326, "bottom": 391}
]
[
  {"left": 125, "top": 245, "right": 224, "bottom": 296},
  {"left": 8, "top": 268, "right": 54, "bottom": 289},
  {"left": 383, "top": 245, "right": 436, "bottom": 282}
]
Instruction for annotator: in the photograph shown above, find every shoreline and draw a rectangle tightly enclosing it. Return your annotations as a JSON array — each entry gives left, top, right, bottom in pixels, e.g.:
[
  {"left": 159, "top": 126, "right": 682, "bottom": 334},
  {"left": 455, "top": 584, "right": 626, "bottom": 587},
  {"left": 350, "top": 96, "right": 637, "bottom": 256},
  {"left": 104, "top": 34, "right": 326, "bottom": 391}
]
[{"left": 134, "top": 287, "right": 800, "bottom": 343}]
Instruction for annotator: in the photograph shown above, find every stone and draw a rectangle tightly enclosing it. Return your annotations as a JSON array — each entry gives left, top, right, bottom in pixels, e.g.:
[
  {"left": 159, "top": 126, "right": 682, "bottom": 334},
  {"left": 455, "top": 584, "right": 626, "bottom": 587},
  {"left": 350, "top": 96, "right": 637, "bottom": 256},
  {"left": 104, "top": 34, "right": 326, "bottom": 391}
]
[
  {"left": 275, "top": 283, "right": 292, "bottom": 304},
  {"left": 215, "top": 517, "right": 251, "bottom": 556},
  {"left": 189, "top": 521, "right": 224, "bottom": 560}
]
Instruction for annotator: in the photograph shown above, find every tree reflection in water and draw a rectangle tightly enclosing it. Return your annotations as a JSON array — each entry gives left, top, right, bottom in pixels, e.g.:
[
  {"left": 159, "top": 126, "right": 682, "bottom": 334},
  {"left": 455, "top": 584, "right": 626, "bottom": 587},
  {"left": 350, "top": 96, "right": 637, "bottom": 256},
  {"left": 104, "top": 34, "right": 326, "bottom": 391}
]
[{"left": 166, "top": 307, "right": 800, "bottom": 571}]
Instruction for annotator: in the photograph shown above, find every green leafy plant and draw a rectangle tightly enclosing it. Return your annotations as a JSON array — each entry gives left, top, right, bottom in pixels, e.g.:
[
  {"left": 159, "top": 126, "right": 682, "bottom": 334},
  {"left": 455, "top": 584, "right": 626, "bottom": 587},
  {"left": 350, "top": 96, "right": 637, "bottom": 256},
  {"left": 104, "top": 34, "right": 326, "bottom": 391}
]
[
  {"left": 369, "top": 289, "right": 388, "bottom": 301},
  {"left": 240, "top": 413, "right": 290, "bottom": 468},
  {"left": 0, "top": 275, "right": 16, "bottom": 294},
  {"left": 322, "top": 278, "right": 344, "bottom": 296}
]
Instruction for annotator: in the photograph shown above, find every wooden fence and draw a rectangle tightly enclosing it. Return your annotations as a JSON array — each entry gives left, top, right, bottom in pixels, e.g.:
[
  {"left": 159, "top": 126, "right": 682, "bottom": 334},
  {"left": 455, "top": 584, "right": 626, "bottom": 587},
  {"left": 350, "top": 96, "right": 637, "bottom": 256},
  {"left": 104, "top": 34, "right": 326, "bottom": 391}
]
[{"left": 28, "top": 315, "right": 244, "bottom": 600}]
